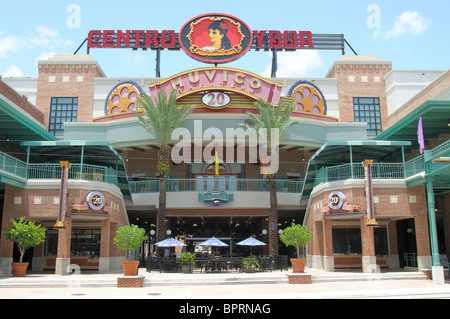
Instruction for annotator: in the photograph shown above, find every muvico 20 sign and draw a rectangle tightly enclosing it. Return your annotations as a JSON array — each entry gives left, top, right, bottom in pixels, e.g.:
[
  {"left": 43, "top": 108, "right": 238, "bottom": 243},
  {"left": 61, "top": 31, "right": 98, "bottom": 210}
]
[{"left": 87, "top": 13, "right": 342, "bottom": 64}]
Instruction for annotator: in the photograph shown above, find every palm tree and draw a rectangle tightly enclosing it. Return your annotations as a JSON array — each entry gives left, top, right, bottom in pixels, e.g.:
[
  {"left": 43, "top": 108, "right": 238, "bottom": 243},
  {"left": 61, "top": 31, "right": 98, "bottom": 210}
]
[
  {"left": 133, "top": 89, "right": 194, "bottom": 253},
  {"left": 239, "top": 99, "right": 298, "bottom": 256}
]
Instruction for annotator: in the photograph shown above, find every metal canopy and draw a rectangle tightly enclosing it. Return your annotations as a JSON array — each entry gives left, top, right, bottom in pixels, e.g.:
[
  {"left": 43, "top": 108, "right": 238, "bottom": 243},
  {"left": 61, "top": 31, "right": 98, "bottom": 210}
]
[
  {"left": 21, "top": 140, "right": 131, "bottom": 200},
  {"left": 375, "top": 100, "right": 450, "bottom": 147},
  {"left": 0, "top": 96, "right": 57, "bottom": 148},
  {"left": 310, "top": 140, "right": 411, "bottom": 165}
]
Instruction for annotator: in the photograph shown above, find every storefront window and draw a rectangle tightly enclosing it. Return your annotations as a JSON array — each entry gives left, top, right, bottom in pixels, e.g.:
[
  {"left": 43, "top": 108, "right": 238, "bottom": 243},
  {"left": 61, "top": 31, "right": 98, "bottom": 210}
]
[
  {"left": 44, "top": 230, "right": 58, "bottom": 256},
  {"left": 374, "top": 227, "right": 389, "bottom": 256},
  {"left": 71, "top": 229, "right": 101, "bottom": 259},
  {"left": 332, "top": 228, "right": 362, "bottom": 254}
]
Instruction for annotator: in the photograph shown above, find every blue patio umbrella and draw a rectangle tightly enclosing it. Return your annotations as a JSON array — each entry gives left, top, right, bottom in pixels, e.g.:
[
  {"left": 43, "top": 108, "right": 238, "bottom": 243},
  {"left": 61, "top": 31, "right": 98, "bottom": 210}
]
[
  {"left": 198, "top": 237, "right": 229, "bottom": 247},
  {"left": 236, "top": 237, "right": 266, "bottom": 255},
  {"left": 155, "top": 237, "right": 187, "bottom": 247}
]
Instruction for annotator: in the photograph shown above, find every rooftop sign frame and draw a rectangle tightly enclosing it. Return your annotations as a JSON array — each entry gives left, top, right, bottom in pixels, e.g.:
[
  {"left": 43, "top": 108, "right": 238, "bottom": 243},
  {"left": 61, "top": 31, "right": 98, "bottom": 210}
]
[{"left": 79, "top": 13, "right": 354, "bottom": 77}]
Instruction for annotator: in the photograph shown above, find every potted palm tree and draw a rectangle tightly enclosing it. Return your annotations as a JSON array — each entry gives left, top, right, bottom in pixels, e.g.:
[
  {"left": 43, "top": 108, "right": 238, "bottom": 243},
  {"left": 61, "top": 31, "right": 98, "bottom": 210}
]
[
  {"left": 279, "top": 223, "right": 313, "bottom": 273},
  {"left": 5, "top": 217, "right": 47, "bottom": 277},
  {"left": 239, "top": 99, "right": 297, "bottom": 256},
  {"left": 133, "top": 90, "right": 194, "bottom": 256},
  {"left": 113, "top": 224, "right": 146, "bottom": 276}
]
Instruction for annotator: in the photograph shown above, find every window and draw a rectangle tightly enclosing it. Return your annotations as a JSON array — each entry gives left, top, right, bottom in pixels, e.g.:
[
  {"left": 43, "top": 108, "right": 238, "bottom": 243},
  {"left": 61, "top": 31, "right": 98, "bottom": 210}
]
[
  {"left": 332, "top": 228, "right": 362, "bottom": 254},
  {"left": 49, "top": 97, "right": 78, "bottom": 136},
  {"left": 353, "top": 97, "right": 382, "bottom": 137},
  {"left": 71, "top": 229, "right": 101, "bottom": 259},
  {"left": 374, "top": 227, "right": 389, "bottom": 256}
]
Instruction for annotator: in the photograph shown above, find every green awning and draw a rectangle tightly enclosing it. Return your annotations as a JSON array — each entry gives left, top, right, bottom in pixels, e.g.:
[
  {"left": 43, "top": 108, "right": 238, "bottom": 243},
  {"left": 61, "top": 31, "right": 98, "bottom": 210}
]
[
  {"left": 21, "top": 140, "right": 131, "bottom": 200},
  {"left": 375, "top": 100, "right": 450, "bottom": 146},
  {"left": 310, "top": 140, "right": 411, "bottom": 164}
]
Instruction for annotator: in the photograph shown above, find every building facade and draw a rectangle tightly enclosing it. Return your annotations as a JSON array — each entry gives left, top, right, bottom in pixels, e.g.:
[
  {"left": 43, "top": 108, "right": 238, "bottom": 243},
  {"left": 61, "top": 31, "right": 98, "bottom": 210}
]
[{"left": 0, "top": 43, "right": 449, "bottom": 275}]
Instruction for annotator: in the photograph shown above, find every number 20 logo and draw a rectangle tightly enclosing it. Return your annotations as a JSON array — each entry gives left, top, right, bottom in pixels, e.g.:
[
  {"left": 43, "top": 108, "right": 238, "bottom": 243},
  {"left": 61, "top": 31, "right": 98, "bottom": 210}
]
[{"left": 202, "top": 91, "right": 231, "bottom": 109}]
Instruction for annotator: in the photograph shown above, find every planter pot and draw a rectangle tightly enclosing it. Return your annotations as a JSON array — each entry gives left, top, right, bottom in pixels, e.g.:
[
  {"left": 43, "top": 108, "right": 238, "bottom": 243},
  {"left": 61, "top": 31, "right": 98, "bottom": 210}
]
[
  {"left": 290, "top": 258, "right": 306, "bottom": 273},
  {"left": 121, "top": 260, "right": 139, "bottom": 276},
  {"left": 11, "top": 262, "right": 29, "bottom": 277},
  {"left": 182, "top": 265, "right": 193, "bottom": 274}
]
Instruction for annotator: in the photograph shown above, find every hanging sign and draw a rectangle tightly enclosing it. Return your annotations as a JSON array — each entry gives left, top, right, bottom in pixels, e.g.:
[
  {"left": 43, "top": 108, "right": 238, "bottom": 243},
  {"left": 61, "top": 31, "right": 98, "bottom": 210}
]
[
  {"left": 363, "top": 160, "right": 378, "bottom": 226},
  {"left": 321, "top": 191, "right": 360, "bottom": 214},
  {"left": 54, "top": 161, "right": 71, "bottom": 229},
  {"left": 199, "top": 190, "right": 234, "bottom": 207}
]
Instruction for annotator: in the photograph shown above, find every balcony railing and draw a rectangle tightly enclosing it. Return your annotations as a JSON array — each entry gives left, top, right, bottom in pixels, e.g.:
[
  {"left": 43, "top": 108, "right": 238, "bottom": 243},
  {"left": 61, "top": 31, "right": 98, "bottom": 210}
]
[
  {"left": 129, "top": 177, "right": 303, "bottom": 194},
  {"left": 0, "top": 151, "right": 28, "bottom": 179},
  {"left": 314, "top": 162, "right": 405, "bottom": 187},
  {"left": 27, "top": 163, "right": 120, "bottom": 187}
]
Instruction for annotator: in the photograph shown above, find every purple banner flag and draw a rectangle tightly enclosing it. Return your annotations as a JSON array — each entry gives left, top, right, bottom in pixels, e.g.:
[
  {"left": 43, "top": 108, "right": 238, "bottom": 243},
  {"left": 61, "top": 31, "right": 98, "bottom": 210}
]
[{"left": 417, "top": 117, "right": 425, "bottom": 154}]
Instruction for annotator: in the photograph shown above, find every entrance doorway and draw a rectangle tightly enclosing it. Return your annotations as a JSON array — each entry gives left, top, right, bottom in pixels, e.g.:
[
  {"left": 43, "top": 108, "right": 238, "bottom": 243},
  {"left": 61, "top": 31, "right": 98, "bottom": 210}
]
[
  {"left": 396, "top": 218, "right": 417, "bottom": 268},
  {"left": 167, "top": 217, "right": 268, "bottom": 256}
]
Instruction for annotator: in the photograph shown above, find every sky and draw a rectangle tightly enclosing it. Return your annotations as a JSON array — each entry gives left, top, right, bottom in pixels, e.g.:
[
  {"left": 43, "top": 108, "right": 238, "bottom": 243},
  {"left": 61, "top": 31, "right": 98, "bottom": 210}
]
[{"left": 0, "top": 0, "right": 449, "bottom": 79}]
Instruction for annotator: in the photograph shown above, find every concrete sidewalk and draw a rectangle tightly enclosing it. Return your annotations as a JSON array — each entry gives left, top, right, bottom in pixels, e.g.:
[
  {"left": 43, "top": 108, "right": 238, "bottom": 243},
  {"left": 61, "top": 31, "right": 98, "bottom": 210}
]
[{"left": 0, "top": 267, "right": 449, "bottom": 299}]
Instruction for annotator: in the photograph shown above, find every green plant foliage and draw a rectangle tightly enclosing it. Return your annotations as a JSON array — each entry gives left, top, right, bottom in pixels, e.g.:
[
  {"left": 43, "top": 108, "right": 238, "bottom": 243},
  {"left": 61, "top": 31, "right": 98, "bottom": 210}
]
[
  {"left": 243, "top": 256, "right": 260, "bottom": 270},
  {"left": 176, "top": 251, "right": 196, "bottom": 266},
  {"left": 279, "top": 223, "right": 313, "bottom": 257},
  {"left": 157, "top": 161, "right": 170, "bottom": 175},
  {"left": 5, "top": 217, "right": 47, "bottom": 263},
  {"left": 113, "top": 224, "right": 146, "bottom": 260}
]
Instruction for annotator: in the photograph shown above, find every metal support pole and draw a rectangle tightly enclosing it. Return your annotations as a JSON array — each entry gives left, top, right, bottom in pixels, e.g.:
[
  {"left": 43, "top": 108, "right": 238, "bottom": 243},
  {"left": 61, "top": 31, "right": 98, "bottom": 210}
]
[
  {"left": 426, "top": 178, "right": 441, "bottom": 267},
  {"left": 80, "top": 145, "right": 84, "bottom": 179},
  {"left": 349, "top": 145, "right": 354, "bottom": 178},
  {"left": 25, "top": 146, "right": 30, "bottom": 179},
  {"left": 271, "top": 49, "right": 277, "bottom": 78},
  {"left": 155, "top": 48, "right": 161, "bottom": 77}
]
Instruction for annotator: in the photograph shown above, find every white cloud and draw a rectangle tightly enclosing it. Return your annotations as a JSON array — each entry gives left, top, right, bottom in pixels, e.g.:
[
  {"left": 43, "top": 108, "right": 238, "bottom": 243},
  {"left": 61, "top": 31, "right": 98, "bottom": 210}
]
[
  {"left": 0, "top": 35, "right": 22, "bottom": 58},
  {"left": 29, "top": 25, "right": 74, "bottom": 49},
  {"left": 386, "top": 11, "right": 428, "bottom": 38},
  {"left": 35, "top": 51, "right": 57, "bottom": 65},
  {"left": 1, "top": 65, "right": 24, "bottom": 77},
  {"left": 261, "top": 50, "right": 323, "bottom": 78}
]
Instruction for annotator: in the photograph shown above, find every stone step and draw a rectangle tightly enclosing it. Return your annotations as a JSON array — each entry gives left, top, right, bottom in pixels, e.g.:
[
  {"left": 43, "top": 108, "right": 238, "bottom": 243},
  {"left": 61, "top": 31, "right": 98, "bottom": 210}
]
[{"left": 0, "top": 271, "right": 428, "bottom": 288}]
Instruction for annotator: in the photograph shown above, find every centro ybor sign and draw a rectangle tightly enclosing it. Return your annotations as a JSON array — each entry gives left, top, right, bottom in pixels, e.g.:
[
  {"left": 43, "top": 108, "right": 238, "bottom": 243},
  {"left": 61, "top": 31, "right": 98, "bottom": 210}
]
[{"left": 87, "top": 12, "right": 327, "bottom": 65}]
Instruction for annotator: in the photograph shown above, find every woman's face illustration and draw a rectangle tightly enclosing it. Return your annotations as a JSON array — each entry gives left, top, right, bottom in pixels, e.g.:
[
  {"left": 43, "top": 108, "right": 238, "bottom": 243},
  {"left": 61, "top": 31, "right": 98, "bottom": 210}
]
[{"left": 208, "top": 28, "right": 224, "bottom": 44}]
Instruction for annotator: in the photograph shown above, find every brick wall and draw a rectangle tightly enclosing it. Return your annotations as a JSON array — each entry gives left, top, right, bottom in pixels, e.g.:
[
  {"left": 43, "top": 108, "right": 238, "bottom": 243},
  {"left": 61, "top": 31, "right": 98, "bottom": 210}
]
[
  {"left": 306, "top": 183, "right": 430, "bottom": 262},
  {"left": 36, "top": 56, "right": 105, "bottom": 129},
  {"left": 0, "top": 182, "right": 129, "bottom": 260},
  {"left": 327, "top": 57, "right": 392, "bottom": 134},
  {"left": 0, "top": 76, "right": 45, "bottom": 124},
  {"left": 385, "top": 70, "right": 450, "bottom": 129}
]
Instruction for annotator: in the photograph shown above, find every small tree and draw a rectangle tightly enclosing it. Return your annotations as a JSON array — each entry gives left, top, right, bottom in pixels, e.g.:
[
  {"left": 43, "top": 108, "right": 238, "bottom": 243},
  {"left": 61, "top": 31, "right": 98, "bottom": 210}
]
[
  {"left": 113, "top": 225, "right": 146, "bottom": 260},
  {"left": 279, "top": 223, "right": 313, "bottom": 258},
  {"left": 5, "top": 217, "right": 47, "bottom": 263}
]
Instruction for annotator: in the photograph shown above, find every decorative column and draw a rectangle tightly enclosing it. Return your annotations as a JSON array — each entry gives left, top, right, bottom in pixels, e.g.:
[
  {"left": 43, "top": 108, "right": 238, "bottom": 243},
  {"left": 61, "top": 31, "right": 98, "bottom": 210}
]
[
  {"left": 322, "top": 219, "right": 334, "bottom": 271},
  {"left": 414, "top": 214, "right": 432, "bottom": 270},
  {"left": 99, "top": 219, "right": 111, "bottom": 273},
  {"left": 55, "top": 216, "right": 72, "bottom": 275},
  {"left": 360, "top": 216, "right": 377, "bottom": 272},
  {"left": 54, "top": 161, "right": 71, "bottom": 275}
]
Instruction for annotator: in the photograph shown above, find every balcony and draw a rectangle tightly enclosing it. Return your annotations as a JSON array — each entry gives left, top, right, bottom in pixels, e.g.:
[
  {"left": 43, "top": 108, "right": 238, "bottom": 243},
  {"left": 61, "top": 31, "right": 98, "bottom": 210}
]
[
  {"left": 314, "top": 162, "right": 405, "bottom": 187},
  {"left": 129, "top": 177, "right": 303, "bottom": 194}
]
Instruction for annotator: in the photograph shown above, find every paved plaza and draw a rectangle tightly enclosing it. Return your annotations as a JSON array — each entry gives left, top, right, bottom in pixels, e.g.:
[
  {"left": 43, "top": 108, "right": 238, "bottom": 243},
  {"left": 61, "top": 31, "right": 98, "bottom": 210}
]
[{"left": 0, "top": 267, "right": 449, "bottom": 300}]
